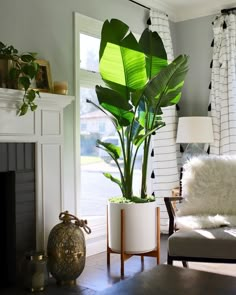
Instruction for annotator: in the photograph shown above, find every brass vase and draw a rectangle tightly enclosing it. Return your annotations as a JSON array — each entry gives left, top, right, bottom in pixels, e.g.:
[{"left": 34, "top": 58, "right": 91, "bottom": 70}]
[{"left": 47, "top": 211, "right": 91, "bottom": 285}]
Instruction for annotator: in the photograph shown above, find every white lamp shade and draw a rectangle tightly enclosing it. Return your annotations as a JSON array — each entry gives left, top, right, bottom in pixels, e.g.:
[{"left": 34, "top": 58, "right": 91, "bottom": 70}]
[{"left": 176, "top": 116, "right": 214, "bottom": 143}]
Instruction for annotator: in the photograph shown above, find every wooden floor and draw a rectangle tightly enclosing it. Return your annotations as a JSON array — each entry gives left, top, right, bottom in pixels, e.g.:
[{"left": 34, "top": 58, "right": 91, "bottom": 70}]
[
  {"left": 77, "top": 234, "right": 168, "bottom": 292},
  {"left": 2, "top": 235, "right": 168, "bottom": 294},
  {"left": 3, "top": 234, "right": 236, "bottom": 294}
]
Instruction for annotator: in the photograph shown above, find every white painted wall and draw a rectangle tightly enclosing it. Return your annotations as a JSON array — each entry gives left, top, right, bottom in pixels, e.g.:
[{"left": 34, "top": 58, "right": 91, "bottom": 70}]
[
  {"left": 174, "top": 14, "right": 215, "bottom": 116},
  {"left": 0, "top": 1, "right": 217, "bottom": 237},
  {"left": 0, "top": 0, "right": 149, "bottom": 215}
]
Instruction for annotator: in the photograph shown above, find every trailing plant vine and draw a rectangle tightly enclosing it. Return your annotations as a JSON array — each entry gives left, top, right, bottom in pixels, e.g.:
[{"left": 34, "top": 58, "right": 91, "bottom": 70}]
[{"left": 0, "top": 41, "right": 40, "bottom": 116}]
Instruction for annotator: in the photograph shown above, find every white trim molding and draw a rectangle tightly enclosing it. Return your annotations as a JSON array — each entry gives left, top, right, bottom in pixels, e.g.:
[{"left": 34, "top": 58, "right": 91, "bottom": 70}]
[{"left": 0, "top": 88, "right": 74, "bottom": 251}]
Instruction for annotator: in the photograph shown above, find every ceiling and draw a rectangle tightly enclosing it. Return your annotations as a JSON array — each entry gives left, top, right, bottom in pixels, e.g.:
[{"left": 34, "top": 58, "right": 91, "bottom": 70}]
[{"left": 135, "top": 0, "right": 236, "bottom": 22}]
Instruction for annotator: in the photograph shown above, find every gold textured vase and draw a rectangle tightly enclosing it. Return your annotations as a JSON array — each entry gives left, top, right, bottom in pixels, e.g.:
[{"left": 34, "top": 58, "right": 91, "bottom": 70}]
[{"left": 47, "top": 211, "right": 91, "bottom": 285}]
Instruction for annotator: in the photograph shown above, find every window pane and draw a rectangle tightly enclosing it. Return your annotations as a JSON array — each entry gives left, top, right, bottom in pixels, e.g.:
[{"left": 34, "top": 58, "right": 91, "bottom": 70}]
[
  {"left": 80, "top": 87, "right": 120, "bottom": 217},
  {"left": 79, "top": 87, "right": 142, "bottom": 217},
  {"left": 80, "top": 34, "right": 100, "bottom": 72}
]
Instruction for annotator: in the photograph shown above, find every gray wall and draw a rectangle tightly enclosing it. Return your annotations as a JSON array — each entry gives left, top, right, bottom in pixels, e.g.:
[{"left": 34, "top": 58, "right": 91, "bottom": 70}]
[
  {"left": 0, "top": 0, "right": 149, "bottom": 208},
  {"left": 174, "top": 14, "right": 215, "bottom": 116},
  {"left": 0, "top": 1, "right": 217, "bottom": 204},
  {"left": 0, "top": 0, "right": 148, "bottom": 94}
]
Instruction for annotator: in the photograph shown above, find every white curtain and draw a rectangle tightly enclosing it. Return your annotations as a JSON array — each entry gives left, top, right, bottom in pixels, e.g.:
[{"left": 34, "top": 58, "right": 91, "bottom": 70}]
[
  {"left": 209, "top": 13, "right": 236, "bottom": 155},
  {"left": 149, "top": 9, "right": 180, "bottom": 233}
]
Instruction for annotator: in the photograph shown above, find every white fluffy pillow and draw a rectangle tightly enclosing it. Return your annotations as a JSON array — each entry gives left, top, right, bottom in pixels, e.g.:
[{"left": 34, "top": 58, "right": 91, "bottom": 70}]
[
  {"left": 176, "top": 215, "right": 232, "bottom": 230},
  {"left": 177, "top": 155, "right": 236, "bottom": 217}
]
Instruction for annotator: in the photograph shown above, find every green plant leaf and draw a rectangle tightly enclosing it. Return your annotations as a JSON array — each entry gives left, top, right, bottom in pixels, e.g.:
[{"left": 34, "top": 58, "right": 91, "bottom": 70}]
[
  {"left": 96, "top": 85, "right": 134, "bottom": 126},
  {"left": 86, "top": 98, "right": 120, "bottom": 129},
  {"left": 9, "top": 67, "right": 20, "bottom": 80},
  {"left": 26, "top": 89, "right": 36, "bottom": 102},
  {"left": 101, "top": 103, "right": 134, "bottom": 127},
  {"left": 143, "top": 55, "right": 189, "bottom": 108},
  {"left": 18, "top": 76, "right": 31, "bottom": 90},
  {"left": 99, "top": 19, "right": 147, "bottom": 100},
  {"left": 96, "top": 85, "right": 132, "bottom": 110},
  {"left": 0, "top": 42, "right": 5, "bottom": 49},
  {"left": 0, "top": 41, "right": 39, "bottom": 115},
  {"left": 130, "top": 196, "right": 155, "bottom": 203},
  {"left": 139, "top": 29, "right": 168, "bottom": 79},
  {"left": 30, "top": 104, "right": 37, "bottom": 111},
  {"left": 126, "top": 120, "right": 144, "bottom": 143},
  {"left": 21, "top": 64, "right": 38, "bottom": 79},
  {"left": 97, "top": 139, "right": 121, "bottom": 159},
  {"left": 18, "top": 103, "right": 28, "bottom": 116},
  {"left": 94, "top": 19, "right": 189, "bottom": 200},
  {"left": 103, "top": 172, "right": 122, "bottom": 190},
  {"left": 21, "top": 54, "right": 35, "bottom": 63}
]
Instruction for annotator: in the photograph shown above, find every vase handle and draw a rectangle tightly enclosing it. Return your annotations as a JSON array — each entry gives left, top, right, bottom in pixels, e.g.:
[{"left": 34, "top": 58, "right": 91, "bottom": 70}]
[{"left": 59, "top": 211, "right": 92, "bottom": 234}]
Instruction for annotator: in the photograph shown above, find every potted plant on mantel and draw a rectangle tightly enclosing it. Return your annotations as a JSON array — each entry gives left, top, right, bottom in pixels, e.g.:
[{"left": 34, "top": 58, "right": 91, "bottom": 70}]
[
  {"left": 87, "top": 19, "right": 188, "bottom": 254},
  {"left": 0, "top": 41, "right": 40, "bottom": 116}
]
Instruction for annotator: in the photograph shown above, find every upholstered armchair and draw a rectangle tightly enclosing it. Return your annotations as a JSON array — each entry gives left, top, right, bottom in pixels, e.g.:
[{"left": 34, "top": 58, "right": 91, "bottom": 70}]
[{"left": 165, "top": 155, "right": 236, "bottom": 266}]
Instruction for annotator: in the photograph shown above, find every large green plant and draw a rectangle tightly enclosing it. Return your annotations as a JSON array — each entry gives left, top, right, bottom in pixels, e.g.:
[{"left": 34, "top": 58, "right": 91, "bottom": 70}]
[
  {"left": 0, "top": 41, "right": 40, "bottom": 116},
  {"left": 87, "top": 19, "right": 188, "bottom": 203}
]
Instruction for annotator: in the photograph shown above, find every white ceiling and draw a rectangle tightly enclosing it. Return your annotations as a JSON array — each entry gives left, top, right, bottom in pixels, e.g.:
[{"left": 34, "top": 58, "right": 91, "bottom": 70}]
[{"left": 137, "top": 0, "right": 236, "bottom": 22}]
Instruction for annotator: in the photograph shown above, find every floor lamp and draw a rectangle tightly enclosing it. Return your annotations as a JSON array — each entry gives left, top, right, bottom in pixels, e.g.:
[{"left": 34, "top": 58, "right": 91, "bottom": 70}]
[
  {"left": 176, "top": 116, "right": 214, "bottom": 162},
  {"left": 176, "top": 116, "right": 214, "bottom": 194}
]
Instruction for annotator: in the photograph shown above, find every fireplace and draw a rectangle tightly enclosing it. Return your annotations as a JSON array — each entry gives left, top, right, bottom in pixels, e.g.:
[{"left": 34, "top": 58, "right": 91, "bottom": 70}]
[
  {"left": 0, "top": 88, "right": 73, "bottom": 286},
  {"left": 0, "top": 143, "right": 35, "bottom": 286}
]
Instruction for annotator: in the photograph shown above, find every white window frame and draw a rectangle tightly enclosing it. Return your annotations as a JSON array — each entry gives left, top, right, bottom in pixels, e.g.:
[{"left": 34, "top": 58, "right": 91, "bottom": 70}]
[
  {"left": 74, "top": 13, "right": 146, "bottom": 255},
  {"left": 74, "top": 12, "right": 103, "bottom": 210},
  {"left": 74, "top": 13, "right": 106, "bottom": 256}
]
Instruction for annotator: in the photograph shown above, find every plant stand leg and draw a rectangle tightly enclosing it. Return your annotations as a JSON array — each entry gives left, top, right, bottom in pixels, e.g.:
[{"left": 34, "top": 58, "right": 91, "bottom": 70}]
[
  {"left": 120, "top": 209, "right": 125, "bottom": 277},
  {"left": 106, "top": 205, "right": 110, "bottom": 268}
]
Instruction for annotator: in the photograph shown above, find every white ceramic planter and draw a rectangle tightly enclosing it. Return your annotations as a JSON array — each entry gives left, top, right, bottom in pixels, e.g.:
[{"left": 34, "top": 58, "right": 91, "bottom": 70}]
[{"left": 108, "top": 201, "right": 158, "bottom": 254}]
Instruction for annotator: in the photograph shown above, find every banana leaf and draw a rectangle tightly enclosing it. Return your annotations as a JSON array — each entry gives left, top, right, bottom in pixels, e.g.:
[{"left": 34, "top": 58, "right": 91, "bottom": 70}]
[
  {"left": 139, "top": 29, "right": 168, "bottom": 79},
  {"left": 99, "top": 19, "right": 147, "bottom": 100},
  {"left": 92, "top": 18, "right": 189, "bottom": 201}
]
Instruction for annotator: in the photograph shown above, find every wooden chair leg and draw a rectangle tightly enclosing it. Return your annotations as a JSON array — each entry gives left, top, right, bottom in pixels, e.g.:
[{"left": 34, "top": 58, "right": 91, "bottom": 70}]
[
  {"left": 167, "top": 255, "right": 173, "bottom": 265},
  {"left": 182, "top": 261, "right": 189, "bottom": 268},
  {"left": 107, "top": 250, "right": 110, "bottom": 267}
]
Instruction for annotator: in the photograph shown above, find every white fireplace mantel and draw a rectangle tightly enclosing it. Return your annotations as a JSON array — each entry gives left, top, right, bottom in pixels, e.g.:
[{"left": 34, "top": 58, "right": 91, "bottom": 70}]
[{"left": 0, "top": 88, "right": 74, "bottom": 250}]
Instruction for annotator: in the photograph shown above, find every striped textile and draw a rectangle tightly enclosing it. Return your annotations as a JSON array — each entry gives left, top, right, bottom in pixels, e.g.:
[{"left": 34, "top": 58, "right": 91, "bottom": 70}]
[
  {"left": 149, "top": 9, "right": 180, "bottom": 233},
  {"left": 209, "top": 13, "right": 236, "bottom": 155}
]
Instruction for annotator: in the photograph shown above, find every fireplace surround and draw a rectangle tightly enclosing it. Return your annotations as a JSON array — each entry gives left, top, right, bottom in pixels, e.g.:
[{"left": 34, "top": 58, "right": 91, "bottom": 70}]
[{"left": 0, "top": 88, "right": 74, "bottom": 255}]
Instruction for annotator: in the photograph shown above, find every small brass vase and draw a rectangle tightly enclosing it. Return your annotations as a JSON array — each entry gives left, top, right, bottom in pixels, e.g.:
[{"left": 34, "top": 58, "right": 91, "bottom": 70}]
[
  {"left": 47, "top": 211, "right": 91, "bottom": 285},
  {"left": 23, "top": 251, "right": 48, "bottom": 292}
]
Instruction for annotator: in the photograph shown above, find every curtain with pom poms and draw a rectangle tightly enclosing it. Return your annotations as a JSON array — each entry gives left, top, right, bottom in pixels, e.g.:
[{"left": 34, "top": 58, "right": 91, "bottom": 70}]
[
  {"left": 148, "top": 9, "right": 181, "bottom": 233},
  {"left": 209, "top": 12, "right": 236, "bottom": 155}
]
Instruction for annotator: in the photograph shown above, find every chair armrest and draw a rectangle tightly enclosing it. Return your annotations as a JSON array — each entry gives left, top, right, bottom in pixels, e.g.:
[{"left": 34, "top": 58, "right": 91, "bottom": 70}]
[{"left": 164, "top": 197, "right": 183, "bottom": 236}]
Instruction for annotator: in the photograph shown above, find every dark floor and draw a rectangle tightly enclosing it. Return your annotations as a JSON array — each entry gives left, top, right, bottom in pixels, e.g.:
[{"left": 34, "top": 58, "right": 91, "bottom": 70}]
[{"left": 1, "top": 234, "right": 168, "bottom": 295}]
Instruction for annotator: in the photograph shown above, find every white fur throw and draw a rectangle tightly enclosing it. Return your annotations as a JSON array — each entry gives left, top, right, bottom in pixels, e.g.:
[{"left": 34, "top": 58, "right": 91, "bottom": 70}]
[{"left": 176, "top": 155, "right": 236, "bottom": 229}]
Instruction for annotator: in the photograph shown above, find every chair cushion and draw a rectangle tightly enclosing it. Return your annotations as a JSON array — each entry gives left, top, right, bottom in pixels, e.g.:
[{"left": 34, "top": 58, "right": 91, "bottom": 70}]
[{"left": 169, "top": 227, "right": 236, "bottom": 259}]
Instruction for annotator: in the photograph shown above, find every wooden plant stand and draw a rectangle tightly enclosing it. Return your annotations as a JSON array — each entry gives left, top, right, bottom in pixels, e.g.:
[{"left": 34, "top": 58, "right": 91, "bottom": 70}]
[{"left": 107, "top": 206, "right": 160, "bottom": 277}]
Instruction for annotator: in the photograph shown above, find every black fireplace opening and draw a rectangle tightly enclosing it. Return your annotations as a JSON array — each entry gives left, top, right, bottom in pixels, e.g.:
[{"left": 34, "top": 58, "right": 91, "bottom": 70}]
[{"left": 0, "top": 143, "right": 36, "bottom": 287}]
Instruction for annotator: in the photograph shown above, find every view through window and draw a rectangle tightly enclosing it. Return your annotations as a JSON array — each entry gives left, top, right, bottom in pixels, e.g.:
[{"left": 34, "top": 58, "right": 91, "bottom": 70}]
[
  {"left": 76, "top": 14, "right": 142, "bottom": 254},
  {"left": 79, "top": 31, "right": 142, "bottom": 215}
]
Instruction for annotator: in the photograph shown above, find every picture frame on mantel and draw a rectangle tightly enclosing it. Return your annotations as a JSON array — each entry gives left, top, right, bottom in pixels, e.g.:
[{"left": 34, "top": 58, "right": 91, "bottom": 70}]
[{"left": 34, "top": 59, "right": 53, "bottom": 93}]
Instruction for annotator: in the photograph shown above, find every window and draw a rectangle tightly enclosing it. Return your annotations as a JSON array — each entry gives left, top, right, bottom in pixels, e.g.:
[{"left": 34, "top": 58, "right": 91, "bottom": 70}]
[
  {"left": 75, "top": 13, "right": 142, "bottom": 256},
  {"left": 75, "top": 13, "right": 114, "bottom": 255},
  {"left": 80, "top": 34, "right": 100, "bottom": 72}
]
